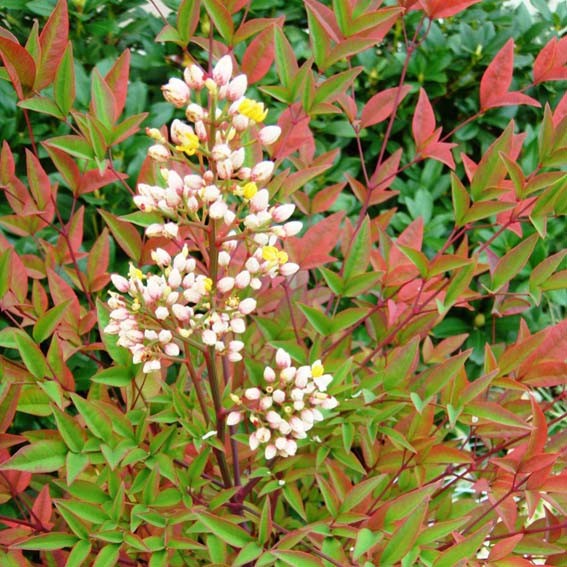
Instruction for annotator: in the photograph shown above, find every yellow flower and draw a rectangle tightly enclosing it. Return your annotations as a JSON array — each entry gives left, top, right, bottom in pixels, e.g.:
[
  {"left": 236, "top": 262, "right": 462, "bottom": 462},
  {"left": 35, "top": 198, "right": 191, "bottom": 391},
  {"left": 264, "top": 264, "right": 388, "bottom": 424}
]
[
  {"left": 128, "top": 263, "right": 144, "bottom": 281},
  {"left": 203, "top": 278, "right": 213, "bottom": 293},
  {"left": 238, "top": 98, "right": 268, "bottom": 123},
  {"left": 242, "top": 182, "right": 258, "bottom": 199},
  {"left": 311, "top": 361, "right": 324, "bottom": 378},
  {"left": 176, "top": 131, "right": 200, "bottom": 156},
  {"left": 262, "top": 246, "right": 288, "bottom": 265}
]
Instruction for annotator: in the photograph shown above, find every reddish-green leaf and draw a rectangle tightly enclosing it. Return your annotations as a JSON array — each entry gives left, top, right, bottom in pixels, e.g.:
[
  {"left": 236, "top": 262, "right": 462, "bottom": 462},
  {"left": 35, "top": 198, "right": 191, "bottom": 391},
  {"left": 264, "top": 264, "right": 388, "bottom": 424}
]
[
  {"left": 0, "top": 37, "right": 37, "bottom": 97},
  {"left": 273, "top": 25, "right": 298, "bottom": 88},
  {"left": 18, "top": 96, "right": 64, "bottom": 119},
  {"left": 105, "top": 50, "right": 130, "bottom": 117},
  {"left": 271, "top": 550, "right": 324, "bottom": 567},
  {"left": 91, "top": 69, "right": 117, "bottom": 128},
  {"left": 313, "top": 67, "right": 362, "bottom": 106},
  {"left": 44, "top": 135, "right": 95, "bottom": 161},
  {"left": 381, "top": 500, "right": 427, "bottom": 564},
  {"left": 13, "top": 532, "right": 77, "bottom": 551},
  {"left": 36, "top": 0, "right": 68, "bottom": 90},
  {"left": 0, "top": 440, "right": 67, "bottom": 473},
  {"left": 33, "top": 300, "right": 71, "bottom": 343},
  {"left": 344, "top": 216, "right": 371, "bottom": 280},
  {"left": 242, "top": 26, "right": 275, "bottom": 84},
  {"left": 177, "top": 0, "right": 201, "bottom": 44},
  {"left": 70, "top": 393, "right": 113, "bottom": 442},
  {"left": 433, "top": 524, "right": 492, "bottom": 567},
  {"left": 14, "top": 329, "right": 48, "bottom": 379},
  {"left": 202, "top": 0, "right": 234, "bottom": 42},
  {"left": 99, "top": 209, "right": 142, "bottom": 262}
]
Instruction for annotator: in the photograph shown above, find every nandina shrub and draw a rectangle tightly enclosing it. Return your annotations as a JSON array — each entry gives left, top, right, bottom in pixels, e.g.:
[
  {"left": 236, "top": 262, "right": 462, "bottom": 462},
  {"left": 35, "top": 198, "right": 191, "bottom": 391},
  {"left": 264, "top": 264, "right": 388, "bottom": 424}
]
[{"left": 0, "top": 1, "right": 566, "bottom": 566}]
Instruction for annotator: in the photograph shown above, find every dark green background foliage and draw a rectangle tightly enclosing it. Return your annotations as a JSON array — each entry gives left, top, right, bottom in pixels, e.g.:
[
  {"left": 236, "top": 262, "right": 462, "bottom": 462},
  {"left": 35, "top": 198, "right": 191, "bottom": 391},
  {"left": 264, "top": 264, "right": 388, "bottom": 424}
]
[{"left": 1, "top": 0, "right": 565, "bottom": 359}]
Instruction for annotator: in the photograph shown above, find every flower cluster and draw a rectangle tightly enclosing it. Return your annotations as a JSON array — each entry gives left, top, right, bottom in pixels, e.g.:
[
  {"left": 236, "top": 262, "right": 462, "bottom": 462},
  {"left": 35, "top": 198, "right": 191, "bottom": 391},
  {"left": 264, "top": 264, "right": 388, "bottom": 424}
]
[
  {"left": 105, "top": 56, "right": 303, "bottom": 371},
  {"left": 227, "top": 348, "right": 338, "bottom": 459}
]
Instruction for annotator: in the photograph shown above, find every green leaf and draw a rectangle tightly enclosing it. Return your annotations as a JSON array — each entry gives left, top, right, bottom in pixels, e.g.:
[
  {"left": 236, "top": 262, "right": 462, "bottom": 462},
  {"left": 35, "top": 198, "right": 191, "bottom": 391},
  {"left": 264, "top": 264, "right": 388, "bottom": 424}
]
[
  {"left": 66, "top": 541, "right": 92, "bottom": 567},
  {"left": 306, "top": 5, "right": 330, "bottom": 70},
  {"left": 55, "top": 503, "right": 90, "bottom": 540},
  {"left": 91, "top": 366, "right": 134, "bottom": 387},
  {"left": 14, "top": 329, "right": 48, "bottom": 378},
  {"left": 13, "top": 533, "right": 78, "bottom": 550},
  {"left": 44, "top": 135, "right": 94, "bottom": 161},
  {"left": 202, "top": 0, "right": 234, "bottom": 42},
  {"left": 340, "top": 475, "right": 388, "bottom": 514},
  {"left": 92, "top": 544, "right": 121, "bottom": 567},
  {"left": 66, "top": 451, "right": 89, "bottom": 485},
  {"left": 120, "top": 211, "right": 164, "bottom": 227},
  {"left": 418, "top": 350, "right": 471, "bottom": 399},
  {"left": 33, "top": 300, "right": 70, "bottom": 343},
  {"left": 91, "top": 69, "right": 116, "bottom": 128},
  {"left": 54, "top": 43, "right": 75, "bottom": 115},
  {"left": 57, "top": 500, "right": 109, "bottom": 525},
  {"left": 344, "top": 216, "right": 371, "bottom": 281},
  {"left": 353, "top": 528, "right": 383, "bottom": 561},
  {"left": 272, "top": 550, "right": 325, "bottom": 567},
  {"left": 343, "top": 271, "right": 383, "bottom": 297},
  {"left": 442, "top": 262, "right": 475, "bottom": 311},
  {"left": 196, "top": 511, "right": 253, "bottom": 547},
  {"left": 233, "top": 542, "right": 264, "bottom": 566},
  {"left": 416, "top": 517, "right": 469, "bottom": 545},
  {"left": 319, "top": 267, "right": 344, "bottom": 295},
  {"left": 18, "top": 96, "right": 64, "bottom": 118},
  {"left": 462, "top": 201, "right": 515, "bottom": 224},
  {"left": 331, "top": 307, "right": 369, "bottom": 334},
  {"left": 0, "top": 249, "right": 11, "bottom": 297},
  {"left": 465, "top": 401, "right": 532, "bottom": 430},
  {"left": 0, "top": 440, "right": 66, "bottom": 473},
  {"left": 451, "top": 174, "right": 470, "bottom": 226},
  {"left": 433, "top": 524, "right": 492, "bottom": 567},
  {"left": 70, "top": 393, "right": 113, "bottom": 442},
  {"left": 398, "top": 245, "right": 429, "bottom": 278},
  {"left": 366, "top": 337, "right": 420, "bottom": 391},
  {"left": 273, "top": 26, "right": 297, "bottom": 88},
  {"left": 492, "top": 233, "right": 538, "bottom": 291},
  {"left": 52, "top": 405, "right": 85, "bottom": 452},
  {"left": 177, "top": 0, "right": 201, "bottom": 43},
  {"left": 298, "top": 303, "right": 333, "bottom": 335}
]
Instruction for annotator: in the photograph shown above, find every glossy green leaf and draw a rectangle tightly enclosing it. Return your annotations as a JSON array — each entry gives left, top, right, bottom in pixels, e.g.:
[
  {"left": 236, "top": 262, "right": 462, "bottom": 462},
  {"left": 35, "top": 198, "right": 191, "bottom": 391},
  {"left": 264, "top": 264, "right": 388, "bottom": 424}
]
[
  {"left": 14, "top": 330, "right": 48, "bottom": 379},
  {"left": 196, "top": 511, "right": 253, "bottom": 547},
  {"left": 66, "top": 541, "right": 92, "bottom": 567},
  {"left": 0, "top": 440, "right": 66, "bottom": 473},
  {"left": 70, "top": 393, "right": 113, "bottom": 441},
  {"left": 92, "top": 544, "right": 121, "bottom": 567},
  {"left": 52, "top": 405, "right": 85, "bottom": 452},
  {"left": 13, "top": 533, "right": 78, "bottom": 550},
  {"left": 433, "top": 524, "right": 492, "bottom": 567},
  {"left": 91, "top": 366, "right": 134, "bottom": 387},
  {"left": 18, "top": 96, "right": 64, "bottom": 118},
  {"left": 54, "top": 43, "right": 75, "bottom": 115},
  {"left": 272, "top": 550, "right": 324, "bottom": 567},
  {"left": 298, "top": 303, "right": 333, "bottom": 335},
  {"left": 381, "top": 500, "right": 427, "bottom": 564},
  {"left": 202, "top": 0, "right": 234, "bottom": 42},
  {"left": 492, "top": 233, "right": 538, "bottom": 291},
  {"left": 344, "top": 216, "right": 371, "bottom": 281},
  {"left": 99, "top": 209, "right": 142, "bottom": 262},
  {"left": 33, "top": 300, "right": 71, "bottom": 343}
]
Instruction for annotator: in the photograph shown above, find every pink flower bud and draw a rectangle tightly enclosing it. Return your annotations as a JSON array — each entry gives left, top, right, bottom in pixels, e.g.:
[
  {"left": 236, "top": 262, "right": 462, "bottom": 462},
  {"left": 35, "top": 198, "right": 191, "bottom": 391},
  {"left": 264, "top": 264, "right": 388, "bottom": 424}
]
[
  {"left": 249, "top": 432, "right": 260, "bottom": 451},
  {"left": 162, "top": 78, "right": 190, "bottom": 107},
  {"left": 259, "top": 125, "right": 281, "bottom": 145},
  {"left": 259, "top": 397, "right": 273, "bottom": 410},
  {"left": 212, "top": 55, "right": 233, "bottom": 86},
  {"left": 184, "top": 64, "right": 205, "bottom": 89},
  {"left": 217, "top": 159, "right": 233, "bottom": 180},
  {"left": 272, "top": 389, "right": 286, "bottom": 404},
  {"left": 168, "top": 269, "right": 182, "bottom": 289},
  {"left": 246, "top": 257, "right": 260, "bottom": 273},
  {"left": 256, "top": 427, "right": 271, "bottom": 443},
  {"left": 251, "top": 161, "right": 275, "bottom": 184},
  {"left": 185, "top": 103, "right": 204, "bottom": 121},
  {"left": 212, "top": 143, "right": 231, "bottom": 162},
  {"left": 228, "top": 351, "right": 242, "bottom": 362},
  {"left": 276, "top": 348, "right": 291, "bottom": 369},
  {"left": 111, "top": 274, "right": 130, "bottom": 292},
  {"left": 217, "top": 277, "right": 235, "bottom": 294},
  {"left": 238, "top": 297, "right": 257, "bottom": 315},
  {"left": 151, "top": 248, "right": 171, "bottom": 267},
  {"left": 195, "top": 120, "right": 208, "bottom": 141},
  {"left": 265, "top": 444, "right": 277, "bottom": 459},
  {"left": 218, "top": 251, "right": 231, "bottom": 266},
  {"left": 272, "top": 204, "right": 295, "bottom": 223},
  {"left": 266, "top": 411, "right": 281, "bottom": 427},
  {"left": 143, "top": 359, "right": 161, "bottom": 373},
  {"left": 232, "top": 114, "right": 249, "bottom": 132},
  {"left": 227, "top": 74, "right": 248, "bottom": 100},
  {"left": 229, "top": 340, "right": 244, "bottom": 352},
  {"left": 230, "top": 148, "right": 245, "bottom": 170}
]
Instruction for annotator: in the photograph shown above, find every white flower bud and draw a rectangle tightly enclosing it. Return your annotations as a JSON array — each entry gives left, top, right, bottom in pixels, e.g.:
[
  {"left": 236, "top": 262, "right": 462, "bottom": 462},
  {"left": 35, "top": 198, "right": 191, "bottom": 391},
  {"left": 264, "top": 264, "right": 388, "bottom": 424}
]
[
  {"left": 238, "top": 297, "right": 257, "bottom": 315},
  {"left": 162, "top": 78, "right": 190, "bottom": 107},
  {"left": 314, "top": 374, "right": 333, "bottom": 392},
  {"left": 232, "top": 114, "right": 250, "bottom": 132},
  {"left": 143, "top": 359, "right": 161, "bottom": 373},
  {"left": 276, "top": 348, "right": 291, "bottom": 369},
  {"left": 245, "top": 387, "right": 261, "bottom": 401},
  {"left": 218, "top": 251, "right": 231, "bottom": 266},
  {"left": 280, "top": 367, "right": 296, "bottom": 382},
  {"left": 230, "top": 318, "right": 246, "bottom": 334},
  {"left": 250, "top": 189, "right": 270, "bottom": 212},
  {"left": 280, "top": 263, "right": 300, "bottom": 277},
  {"left": 227, "top": 74, "right": 247, "bottom": 101},
  {"left": 321, "top": 396, "right": 339, "bottom": 410},
  {"left": 172, "top": 304, "right": 191, "bottom": 321},
  {"left": 217, "top": 159, "right": 233, "bottom": 180},
  {"left": 164, "top": 342, "right": 180, "bottom": 357},
  {"left": 111, "top": 274, "right": 130, "bottom": 292},
  {"left": 151, "top": 248, "right": 171, "bottom": 267},
  {"left": 224, "top": 209, "right": 236, "bottom": 225},
  {"left": 163, "top": 222, "right": 179, "bottom": 239},
  {"left": 212, "top": 143, "right": 231, "bottom": 162},
  {"left": 259, "top": 125, "right": 281, "bottom": 145},
  {"left": 265, "top": 444, "right": 277, "bottom": 459},
  {"left": 235, "top": 270, "right": 251, "bottom": 289},
  {"left": 251, "top": 161, "right": 274, "bottom": 184},
  {"left": 245, "top": 257, "right": 260, "bottom": 273},
  {"left": 202, "top": 329, "right": 217, "bottom": 345},
  {"left": 185, "top": 103, "right": 204, "bottom": 121},
  {"left": 249, "top": 432, "right": 260, "bottom": 451},
  {"left": 213, "top": 55, "right": 233, "bottom": 86},
  {"left": 155, "top": 306, "right": 169, "bottom": 320},
  {"left": 272, "top": 389, "right": 286, "bottom": 404},
  {"left": 184, "top": 64, "right": 205, "bottom": 89},
  {"left": 266, "top": 411, "right": 281, "bottom": 426},
  {"left": 272, "top": 204, "right": 295, "bottom": 223},
  {"left": 148, "top": 144, "right": 170, "bottom": 162},
  {"left": 217, "top": 277, "right": 235, "bottom": 294},
  {"left": 209, "top": 199, "right": 228, "bottom": 219},
  {"left": 171, "top": 119, "right": 194, "bottom": 145},
  {"left": 264, "top": 366, "right": 276, "bottom": 382},
  {"left": 230, "top": 148, "right": 245, "bottom": 170},
  {"left": 256, "top": 427, "right": 271, "bottom": 443},
  {"left": 283, "top": 221, "right": 302, "bottom": 237},
  {"left": 227, "top": 411, "right": 242, "bottom": 426},
  {"left": 259, "top": 397, "right": 273, "bottom": 410}
]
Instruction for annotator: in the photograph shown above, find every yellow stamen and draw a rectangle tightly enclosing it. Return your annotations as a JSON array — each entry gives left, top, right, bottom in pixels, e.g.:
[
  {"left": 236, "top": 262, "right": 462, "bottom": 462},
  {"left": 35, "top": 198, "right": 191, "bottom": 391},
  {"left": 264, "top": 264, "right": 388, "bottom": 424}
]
[
  {"left": 204, "top": 278, "right": 213, "bottom": 293},
  {"left": 242, "top": 182, "right": 258, "bottom": 200},
  {"left": 238, "top": 98, "right": 268, "bottom": 123},
  {"left": 128, "top": 263, "right": 144, "bottom": 281},
  {"left": 175, "top": 132, "right": 200, "bottom": 156},
  {"left": 311, "top": 361, "right": 324, "bottom": 378}
]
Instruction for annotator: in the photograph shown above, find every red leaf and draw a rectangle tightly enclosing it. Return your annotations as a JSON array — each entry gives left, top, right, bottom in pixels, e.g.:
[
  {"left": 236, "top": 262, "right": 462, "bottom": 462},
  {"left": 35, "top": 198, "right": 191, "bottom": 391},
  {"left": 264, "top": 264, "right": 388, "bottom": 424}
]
[
  {"left": 419, "top": 0, "right": 482, "bottom": 18},
  {"left": 360, "top": 85, "right": 412, "bottom": 129},
  {"left": 422, "top": 137, "right": 457, "bottom": 169},
  {"left": 534, "top": 36, "right": 567, "bottom": 84},
  {"left": 480, "top": 40, "right": 540, "bottom": 110},
  {"left": 370, "top": 148, "right": 402, "bottom": 192},
  {"left": 43, "top": 145, "right": 80, "bottom": 192},
  {"left": 78, "top": 168, "right": 128, "bottom": 195},
  {"left": 87, "top": 228, "right": 110, "bottom": 292},
  {"left": 0, "top": 37, "right": 36, "bottom": 98},
  {"left": 25, "top": 150, "right": 52, "bottom": 211},
  {"left": 304, "top": 0, "right": 341, "bottom": 42},
  {"left": 36, "top": 0, "right": 68, "bottom": 90},
  {"left": 273, "top": 104, "right": 315, "bottom": 160},
  {"left": 552, "top": 92, "right": 567, "bottom": 126},
  {"left": 31, "top": 485, "right": 53, "bottom": 529},
  {"left": 412, "top": 88, "right": 435, "bottom": 148},
  {"left": 285, "top": 211, "right": 344, "bottom": 269},
  {"left": 241, "top": 26, "right": 275, "bottom": 84},
  {"left": 105, "top": 50, "right": 131, "bottom": 117},
  {"left": 312, "top": 183, "right": 345, "bottom": 213}
]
